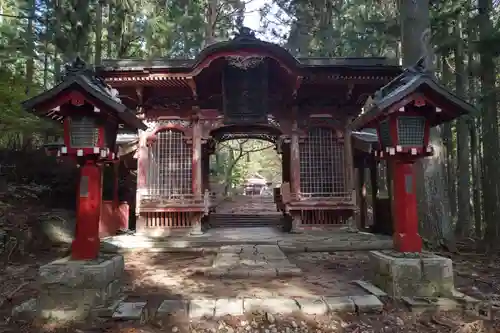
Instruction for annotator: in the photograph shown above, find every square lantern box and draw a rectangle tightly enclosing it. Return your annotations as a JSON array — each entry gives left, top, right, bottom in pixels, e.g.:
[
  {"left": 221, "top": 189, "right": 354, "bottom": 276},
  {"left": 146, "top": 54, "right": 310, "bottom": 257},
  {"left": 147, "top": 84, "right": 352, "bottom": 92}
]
[
  {"left": 374, "top": 98, "right": 435, "bottom": 160},
  {"left": 59, "top": 103, "right": 119, "bottom": 161}
]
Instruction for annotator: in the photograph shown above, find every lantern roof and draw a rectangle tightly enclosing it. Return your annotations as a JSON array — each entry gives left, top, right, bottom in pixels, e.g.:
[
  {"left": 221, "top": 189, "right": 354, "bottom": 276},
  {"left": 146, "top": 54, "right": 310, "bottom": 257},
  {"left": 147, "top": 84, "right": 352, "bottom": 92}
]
[
  {"left": 22, "top": 57, "right": 146, "bottom": 131},
  {"left": 350, "top": 57, "right": 477, "bottom": 130}
]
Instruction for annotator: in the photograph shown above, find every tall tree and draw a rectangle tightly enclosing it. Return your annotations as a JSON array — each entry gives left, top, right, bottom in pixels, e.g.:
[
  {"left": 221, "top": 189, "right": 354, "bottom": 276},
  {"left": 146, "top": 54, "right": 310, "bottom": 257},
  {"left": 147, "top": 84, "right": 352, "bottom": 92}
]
[
  {"left": 478, "top": 0, "right": 500, "bottom": 249},
  {"left": 399, "top": 0, "right": 454, "bottom": 248},
  {"left": 454, "top": 10, "right": 472, "bottom": 237}
]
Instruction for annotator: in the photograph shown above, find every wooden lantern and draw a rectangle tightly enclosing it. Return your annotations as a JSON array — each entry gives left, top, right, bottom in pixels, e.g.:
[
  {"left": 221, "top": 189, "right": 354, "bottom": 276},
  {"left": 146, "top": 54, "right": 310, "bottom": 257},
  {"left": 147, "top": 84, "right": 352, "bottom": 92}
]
[
  {"left": 374, "top": 97, "right": 434, "bottom": 160},
  {"left": 350, "top": 60, "right": 476, "bottom": 253},
  {"left": 59, "top": 98, "right": 119, "bottom": 161}
]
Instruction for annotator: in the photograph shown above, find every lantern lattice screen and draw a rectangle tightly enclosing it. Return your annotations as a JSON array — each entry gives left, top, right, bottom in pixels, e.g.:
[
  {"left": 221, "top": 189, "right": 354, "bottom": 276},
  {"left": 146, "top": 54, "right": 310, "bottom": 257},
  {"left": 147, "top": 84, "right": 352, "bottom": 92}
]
[
  {"left": 69, "top": 117, "right": 99, "bottom": 147},
  {"left": 378, "top": 119, "right": 391, "bottom": 146},
  {"left": 397, "top": 116, "right": 425, "bottom": 147},
  {"left": 299, "top": 127, "right": 347, "bottom": 198},
  {"left": 146, "top": 130, "right": 192, "bottom": 198}
]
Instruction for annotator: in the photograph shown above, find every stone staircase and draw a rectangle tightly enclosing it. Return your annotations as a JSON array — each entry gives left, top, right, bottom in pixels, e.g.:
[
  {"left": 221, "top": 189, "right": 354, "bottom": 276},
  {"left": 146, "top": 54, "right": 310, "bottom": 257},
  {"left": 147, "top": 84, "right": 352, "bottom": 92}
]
[
  {"left": 209, "top": 214, "right": 282, "bottom": 228},
  {"left": 210, "top": 194, "right": 281, "bottom": 228},
  {"left": 215, "top": 194, "right": 279, "bottom": 215}
]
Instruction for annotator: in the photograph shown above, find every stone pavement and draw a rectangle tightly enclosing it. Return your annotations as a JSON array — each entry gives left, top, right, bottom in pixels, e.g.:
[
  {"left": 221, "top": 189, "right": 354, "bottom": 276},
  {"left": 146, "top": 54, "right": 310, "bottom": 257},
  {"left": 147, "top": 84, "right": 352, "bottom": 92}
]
[
  {"left": 101, "top": 227, "right": 393, "bottom": 253},
  {"left": 205, "top": 245, "right": 302, "bottom": 278},
  {"left": 97, "top": 295, "right": 384, "bottom": 323}
]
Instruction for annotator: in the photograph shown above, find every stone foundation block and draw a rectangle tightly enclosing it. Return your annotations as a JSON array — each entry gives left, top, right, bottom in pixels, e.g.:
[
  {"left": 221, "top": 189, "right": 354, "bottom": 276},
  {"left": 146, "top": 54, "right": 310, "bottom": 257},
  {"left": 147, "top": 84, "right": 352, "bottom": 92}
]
[
  {"left": 37, "top": 255, "right": 124, "bottom": 321},
  {"left": 369, "top": 251, "right": 454, "bottom": 298}
]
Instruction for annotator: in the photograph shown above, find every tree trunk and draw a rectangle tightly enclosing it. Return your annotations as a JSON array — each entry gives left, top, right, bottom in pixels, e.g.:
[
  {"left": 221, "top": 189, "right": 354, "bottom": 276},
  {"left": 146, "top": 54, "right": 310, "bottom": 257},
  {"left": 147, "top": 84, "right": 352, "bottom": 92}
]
[
  {"left": 95, "top": 0, "right": 104, "bottom": 66},
  {"left": 441, "top": 54, "right": 456, "bottom": 220},
  {"left": 400, "top": 0, "right": 454, "bottom": 248},
  {"left": 204, "top": 0, "right": 218, "bottom": 47},
  {"left": 107, "top": 3, "right": 113, "bottom": 58},
  {"left": 454, "top": 17, "right": 472, "bottom": 237},
  {"left": 25, "top": 0, "right": 36, "bottom": 94},
  {"left": 478, "top": 0, "right": 500, "bottom": 249},
  {"left": 468, "top": 23, "right": 482, "bottom": 237}
]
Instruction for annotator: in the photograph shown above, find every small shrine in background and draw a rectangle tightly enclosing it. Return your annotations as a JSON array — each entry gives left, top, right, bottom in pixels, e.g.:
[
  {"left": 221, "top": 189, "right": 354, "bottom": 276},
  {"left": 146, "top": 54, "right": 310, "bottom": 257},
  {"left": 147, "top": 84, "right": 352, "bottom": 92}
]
[{"left": 243, "top": 174, "right": 269, "bottom": 195}]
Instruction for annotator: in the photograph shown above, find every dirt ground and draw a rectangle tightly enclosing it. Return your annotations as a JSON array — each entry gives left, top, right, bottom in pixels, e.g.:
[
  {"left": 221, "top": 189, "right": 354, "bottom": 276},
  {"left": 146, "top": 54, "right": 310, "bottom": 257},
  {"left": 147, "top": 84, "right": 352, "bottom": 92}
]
[{"left": 1, "top": 247, "right": 500, "bottom": 333}]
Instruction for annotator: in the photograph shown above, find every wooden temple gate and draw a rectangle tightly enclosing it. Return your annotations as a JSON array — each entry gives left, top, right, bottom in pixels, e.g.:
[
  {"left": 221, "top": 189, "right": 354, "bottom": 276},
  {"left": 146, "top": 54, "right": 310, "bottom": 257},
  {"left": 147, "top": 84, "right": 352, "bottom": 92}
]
[{"left": 99, "top": 28, "right": 401, "bottom": 235}]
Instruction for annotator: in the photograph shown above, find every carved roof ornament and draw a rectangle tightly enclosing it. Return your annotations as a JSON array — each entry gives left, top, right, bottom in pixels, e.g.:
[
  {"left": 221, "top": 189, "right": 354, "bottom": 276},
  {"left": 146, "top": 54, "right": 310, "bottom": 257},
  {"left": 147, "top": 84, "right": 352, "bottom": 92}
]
[
  {"left": 61, "top": 57, "right": 122, "bottom": 104},
  {"left": 233, "top": 26, "right": 258, "bottom": 41},
  {"left": 226, "top": 55, "right": 264, "bottom": 69},
  {"left": 62, "top": 56, "right": 93, "bottom": 80}
]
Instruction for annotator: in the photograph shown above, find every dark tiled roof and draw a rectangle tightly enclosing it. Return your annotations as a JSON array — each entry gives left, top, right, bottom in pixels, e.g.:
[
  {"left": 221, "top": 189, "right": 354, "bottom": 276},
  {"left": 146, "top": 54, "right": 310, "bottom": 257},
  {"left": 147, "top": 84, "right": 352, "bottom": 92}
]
[
  {"left": 350, "top": 57, "right": 477, "bottom": 130},
  {"left": 22, "top": 57, "right": 146, "bottom": 130}
]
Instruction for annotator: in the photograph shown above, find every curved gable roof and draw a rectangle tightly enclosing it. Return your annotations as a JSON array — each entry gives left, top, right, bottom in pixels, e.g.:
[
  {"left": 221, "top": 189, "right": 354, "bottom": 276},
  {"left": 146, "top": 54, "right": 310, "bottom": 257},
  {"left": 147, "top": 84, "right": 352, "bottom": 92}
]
[{"left": 193, "top": 27, "right": 300, "bottom": 73}]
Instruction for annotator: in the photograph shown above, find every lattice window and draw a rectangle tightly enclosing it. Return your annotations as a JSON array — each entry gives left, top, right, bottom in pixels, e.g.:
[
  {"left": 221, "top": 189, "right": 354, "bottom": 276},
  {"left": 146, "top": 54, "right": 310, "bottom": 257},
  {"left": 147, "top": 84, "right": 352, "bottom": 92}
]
[
  {"left": 299, "top": 127, "right": 346, "bottom": 198},
  {"left": 397, "top": 116, "right": 425, "bottom": 147},
  {"left": 69, "top": 117, "right": 99, "bottom": 147},
  {"left": 147, "top": 130, "right": 192, "bottom": 198}
]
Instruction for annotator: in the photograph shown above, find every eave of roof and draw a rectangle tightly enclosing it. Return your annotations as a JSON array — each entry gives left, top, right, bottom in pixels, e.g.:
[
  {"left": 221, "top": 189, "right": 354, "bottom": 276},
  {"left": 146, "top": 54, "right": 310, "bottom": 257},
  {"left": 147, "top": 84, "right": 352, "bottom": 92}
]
[
  {"left": 350, "top": 68, "right": 477, "bottom": 131},
  {"left": 97, "top": 57, "right": 401, "bottom": 73},
  {"left": 22, "top": 74, "right": 146, "bottom": 131}
]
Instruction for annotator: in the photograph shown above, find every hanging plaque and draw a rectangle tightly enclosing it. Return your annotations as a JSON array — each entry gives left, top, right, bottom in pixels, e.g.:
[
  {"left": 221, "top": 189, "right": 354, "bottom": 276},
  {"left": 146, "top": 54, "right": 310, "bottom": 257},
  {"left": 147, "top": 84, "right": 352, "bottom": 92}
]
[{"left": 222, "top": 56, "right": 269, "bottom": 124}]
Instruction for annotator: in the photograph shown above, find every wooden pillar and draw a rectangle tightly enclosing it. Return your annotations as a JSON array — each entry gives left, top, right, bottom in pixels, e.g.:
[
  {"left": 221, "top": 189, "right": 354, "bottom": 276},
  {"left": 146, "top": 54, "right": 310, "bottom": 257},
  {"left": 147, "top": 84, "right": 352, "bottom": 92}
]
[
  {"left": 135, "top": 131, "right": 148, "bottom": 233},
  {"left": 191, "top": 120, "right": 202, "bottom": 199},
  {"left": 290, "top": 125, "right": 301, "bottom": 196},
  {"left": 354, "top": 166, "right": 363, "bottom": 229},
  {"left": 202, "top": 148, "right": 210, "bottom": 192},
  {"left": 191, "top": 114, "right": 203, "bottom": 235},
  {"left": 357, "top": 166, "right": 367, "bottom": 229},
  {"left": 290, "top": 120, "right": 302, "bottom": 232},
  {"left": 112, "top": 161, "right": 121, "bottom": 230},
  {"left": 344, "top": 125, "right": 355, "bottom": 200},
  {"left": 391, "top": 160, "right": 422, "bottom": 252},
  {"left": 72, "top": 161, "right": 102, "bottom": 260},
  {"left": 370, "top": 159, "right": 378, "bottom": 230}
]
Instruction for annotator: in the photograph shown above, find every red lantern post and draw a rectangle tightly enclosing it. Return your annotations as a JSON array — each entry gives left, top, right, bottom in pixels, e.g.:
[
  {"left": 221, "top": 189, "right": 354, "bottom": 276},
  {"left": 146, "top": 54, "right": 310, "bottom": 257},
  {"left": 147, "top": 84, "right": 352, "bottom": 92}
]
[
  {"left": 351, "top": 60, "right": 476, "bottom": 253},
  {"left": 22, "top": 57, "right": 146, "bottom": 260}
]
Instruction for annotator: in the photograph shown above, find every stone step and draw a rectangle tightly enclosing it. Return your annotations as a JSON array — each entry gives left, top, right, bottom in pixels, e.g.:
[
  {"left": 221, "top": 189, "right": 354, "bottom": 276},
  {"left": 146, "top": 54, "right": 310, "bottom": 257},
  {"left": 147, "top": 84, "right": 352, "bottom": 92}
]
[
  {"left": 140, "top": 296, "right": 383, "bottom": 322},
  {"left": 210, "top": 214, "right": 282, "bottom": 228}
]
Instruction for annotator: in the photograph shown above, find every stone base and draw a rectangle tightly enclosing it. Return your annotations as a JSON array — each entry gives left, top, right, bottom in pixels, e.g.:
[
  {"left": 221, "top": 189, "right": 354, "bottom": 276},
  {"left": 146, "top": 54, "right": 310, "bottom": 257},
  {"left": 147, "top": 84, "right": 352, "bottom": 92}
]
[
  {"left": 37, "top": 254, "right": 124, "bottom": 322},
  {"left": 369, "top": 250, "right": 454, "bottom": 298}
]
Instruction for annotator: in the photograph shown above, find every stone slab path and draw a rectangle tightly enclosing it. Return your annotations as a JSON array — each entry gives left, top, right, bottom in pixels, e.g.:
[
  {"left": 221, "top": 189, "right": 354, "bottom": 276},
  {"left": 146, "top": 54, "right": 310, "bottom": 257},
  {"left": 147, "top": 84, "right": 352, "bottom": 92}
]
[
  {"left": 206, "top": 245, "right": 302, "bottom": 278},
  {"left": 102, "top": 227, "right": 393, "bottom": 253},
  {"left": 104, "top": 295, "right": 384, "bottom": 322}
]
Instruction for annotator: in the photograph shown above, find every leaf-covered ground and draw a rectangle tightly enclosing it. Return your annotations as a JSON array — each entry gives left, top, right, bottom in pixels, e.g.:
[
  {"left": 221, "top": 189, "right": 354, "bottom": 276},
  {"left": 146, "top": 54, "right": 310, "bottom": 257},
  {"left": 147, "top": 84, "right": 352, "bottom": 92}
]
[{"left": 1, "top": 184, "right": 499, "bottom": 332}]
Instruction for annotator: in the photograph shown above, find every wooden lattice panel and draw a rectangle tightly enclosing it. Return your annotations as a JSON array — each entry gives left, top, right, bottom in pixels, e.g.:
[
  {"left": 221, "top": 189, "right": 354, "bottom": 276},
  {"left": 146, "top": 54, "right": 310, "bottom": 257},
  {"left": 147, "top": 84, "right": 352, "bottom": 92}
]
[
  {"left": 299, "top": 127, "right": 347, "bottom": 198},
  {"left": 142, "top": 212, "right": 192, "bottom": 228},
  {"left": 69, "top": 117, "right": 99, "bottom": 147},
  {"left": 146, "top": 129, "right": 192, "bottom": 198},
  {"left": 300, "top": 210, "right": 351, "bottom": 225}
]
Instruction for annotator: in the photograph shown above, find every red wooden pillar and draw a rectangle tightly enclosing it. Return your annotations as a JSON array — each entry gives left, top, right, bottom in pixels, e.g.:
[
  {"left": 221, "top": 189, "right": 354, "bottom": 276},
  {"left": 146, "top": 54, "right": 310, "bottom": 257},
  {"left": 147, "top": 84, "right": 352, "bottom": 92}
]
[
  {"left": 72, "top": 161, "right": 102, "bottom": 260},
  {"left": 191, "top": 116, "right": 203, "bottom": 234},
  {"left": 391, "top": 160, "right": 422, "bottom": 252},
  {"left": 191, "top": 120, "right": 202, "bottom": 199},
  {"left": 290, "top": 130, "right": 301, "bottom": 196},
  {"left": 135, "top": 133, "right": 148, "bottom": 232}
]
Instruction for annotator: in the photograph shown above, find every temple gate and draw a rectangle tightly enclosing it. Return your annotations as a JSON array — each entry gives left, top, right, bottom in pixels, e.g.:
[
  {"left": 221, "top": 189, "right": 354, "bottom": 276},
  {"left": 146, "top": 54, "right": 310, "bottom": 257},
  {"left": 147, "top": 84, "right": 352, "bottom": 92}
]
[{"left": 98, "top": 27, "right": 401, "bottom": 235}]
